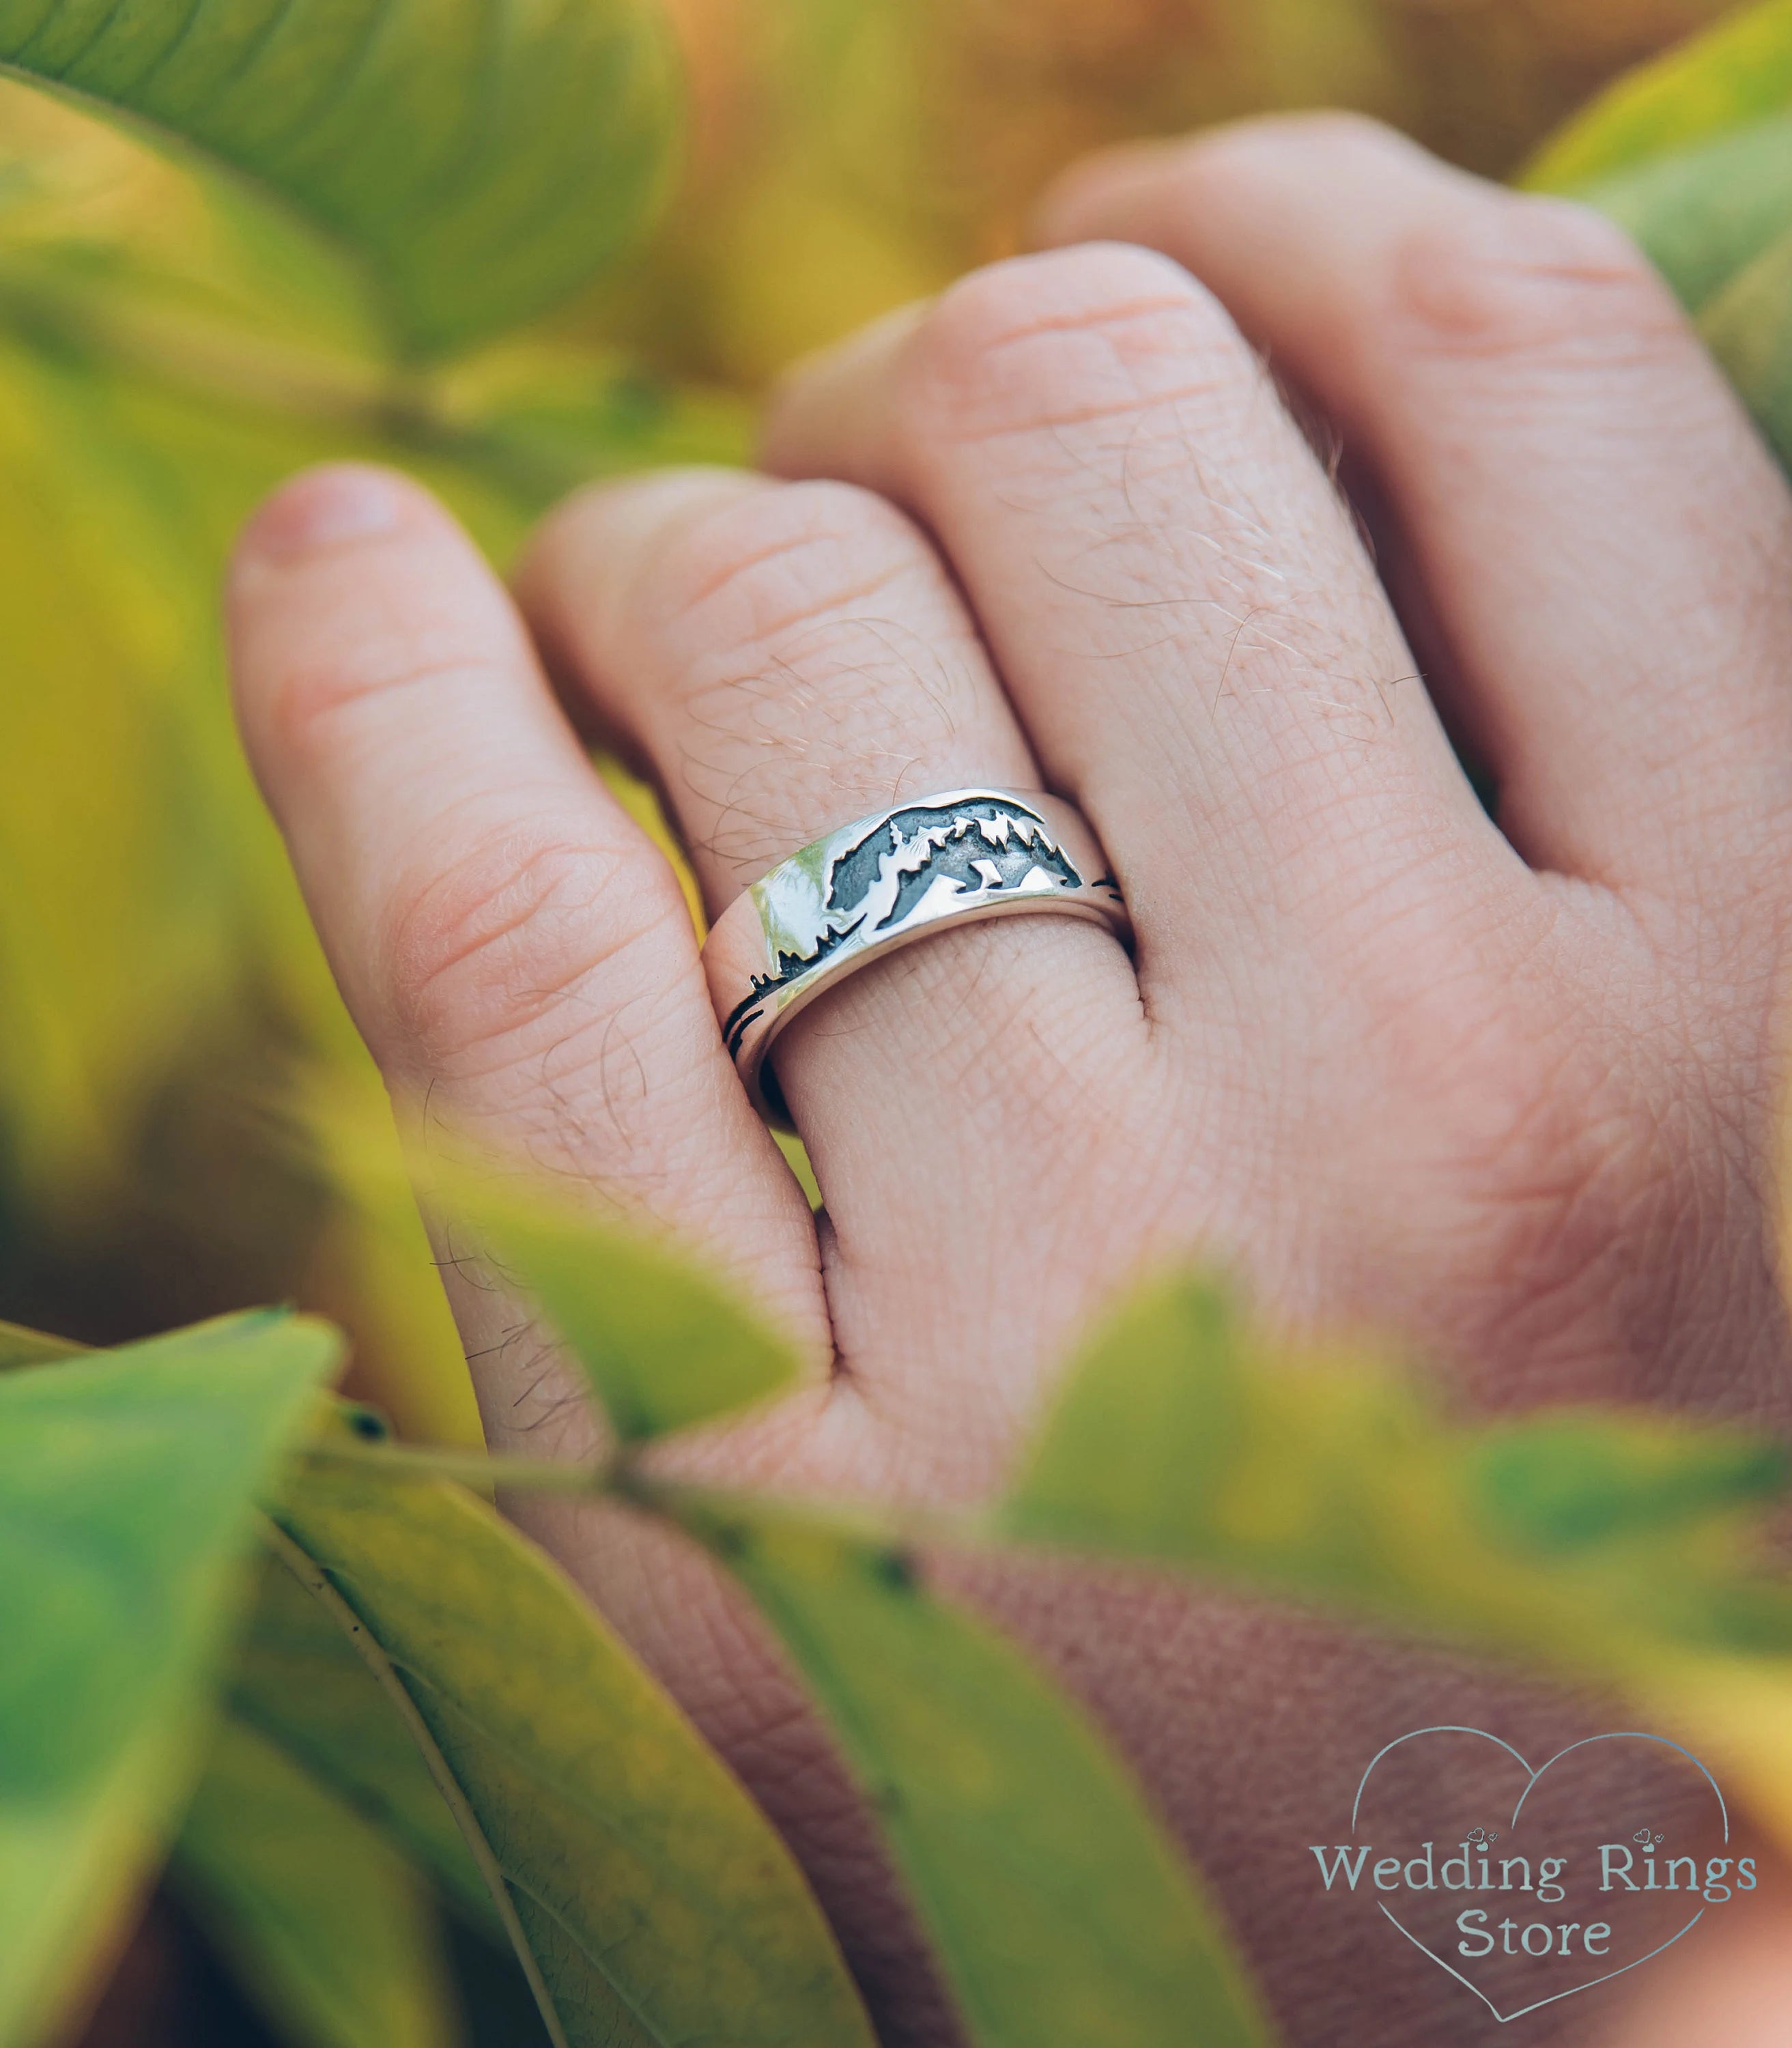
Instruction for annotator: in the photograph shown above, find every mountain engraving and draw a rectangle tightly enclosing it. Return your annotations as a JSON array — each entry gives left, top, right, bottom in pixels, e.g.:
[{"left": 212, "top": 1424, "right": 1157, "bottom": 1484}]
[{"left": 724, "top": 797, "right": 1091, "bottom": 1055}]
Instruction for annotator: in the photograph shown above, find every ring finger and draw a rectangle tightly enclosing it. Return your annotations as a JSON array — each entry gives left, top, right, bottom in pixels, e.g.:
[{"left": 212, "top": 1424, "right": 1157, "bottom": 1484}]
[{"left": 517, "top": 467, "right": 1150, "bottom": 1496}]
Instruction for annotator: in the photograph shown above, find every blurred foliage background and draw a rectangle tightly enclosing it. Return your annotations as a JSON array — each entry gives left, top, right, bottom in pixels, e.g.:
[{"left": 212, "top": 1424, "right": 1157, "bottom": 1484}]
[
  {"left": 0, "top": 4, "right": 1784, "bottom": 2045},
  {"left": 636, "top": 0, "right": 1737, "bottom": 381},
  {"left": 0, "top": 0, "right": 1740, "bottom": 1456}
]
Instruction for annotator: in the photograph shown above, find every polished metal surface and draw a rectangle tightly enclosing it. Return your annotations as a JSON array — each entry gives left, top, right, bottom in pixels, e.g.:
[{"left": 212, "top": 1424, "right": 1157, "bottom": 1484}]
[{"left": 701, "top": 788, "right": 1132, "bottom": 1124}]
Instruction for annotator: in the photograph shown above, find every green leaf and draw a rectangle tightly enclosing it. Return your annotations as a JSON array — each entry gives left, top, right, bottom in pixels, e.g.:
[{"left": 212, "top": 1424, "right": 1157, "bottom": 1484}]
[
  {"left": 173, "top": 1714, "right": 461, "bottom": 2048},
  {"left": 227, "top": 1552, "right": 504, "bottom": 1944},
  {"left": 1524, "top": 0, "right": 1792, "bottom": 191},
  {"left": 269, "top": 1453, "right": 875, "bottom": 2048},
  {"left": 0, "top": 1319, "right": 79, "bottom": 1368},
  {"left": 446, "top": 1171, "right": 800, "bottom": 1445},
  {"left": 679, "top": 1498, "right": 1272, "bottom": 2048},
  {"left": 998, "top": 1275, "right": 1792, "bottom": 1679},
  {"left": 0, "top": 1311, "right": 342, "bottom": 2048},
  {"left": 0, "top": 0, "right": 683, "bottom": 359},
  {"left": 1550, "top": 113, "right": 1792, "bottom": 315},
  {"left": 1519, "top": 0, "right": 1792, "bottom": 471},
  {"left": 1697, "top": 224, "right": 1792, "bottom": 465}
]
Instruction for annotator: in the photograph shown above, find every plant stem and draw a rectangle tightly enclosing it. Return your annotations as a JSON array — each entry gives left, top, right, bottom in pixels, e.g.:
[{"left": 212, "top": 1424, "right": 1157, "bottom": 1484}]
[
  {"left": 257, "top": 1513, "right": 573, "bottom": 2048},
  {"left": 299, "top": 1439, "right": 613, "bottom": 1493},
  {"left": 616, "top": 1468, "right": 982, "bottom": 1554},
  {"left": 0, "top": 261, "right": 584, "bottom": 513}
]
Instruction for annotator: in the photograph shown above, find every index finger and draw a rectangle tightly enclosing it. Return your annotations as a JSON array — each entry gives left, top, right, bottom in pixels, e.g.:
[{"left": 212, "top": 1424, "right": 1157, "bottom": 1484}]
[{"left": 227, "top": 463, "right": 831, "bottom": 1436}]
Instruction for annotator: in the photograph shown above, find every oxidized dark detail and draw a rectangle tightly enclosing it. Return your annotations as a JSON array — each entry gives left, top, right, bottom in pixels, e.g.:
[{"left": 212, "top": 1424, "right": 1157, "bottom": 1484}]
[{"left": 722, "top": 797, "right": 1091, "bottom": 1055}]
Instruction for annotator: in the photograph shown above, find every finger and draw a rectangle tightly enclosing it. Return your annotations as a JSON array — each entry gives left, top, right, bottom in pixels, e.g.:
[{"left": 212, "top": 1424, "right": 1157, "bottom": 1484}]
[
  {"left": 517, "top": 468, "right": 1151, "bottom": 1493},
  {"left": 761, "top": 242, "right": 1509, "bottom": 1023},
  {"left": 231, "top": 467, "right": 948, "bottom": 2028},
  {"left": 1034, "top": 114, "right": 1792, "bottom": 902},
  {"left": 1599, "top": 1849, "right": 1792, "bottom": 2047},
  {"left": 227, "top": 464, "right": 829, "bottom": 1442}
]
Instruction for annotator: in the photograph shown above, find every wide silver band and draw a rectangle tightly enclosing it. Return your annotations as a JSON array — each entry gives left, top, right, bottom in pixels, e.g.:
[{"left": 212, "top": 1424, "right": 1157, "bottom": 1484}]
[{"left": 701, "top": 788, "right": 1131, "bottom": 1124}]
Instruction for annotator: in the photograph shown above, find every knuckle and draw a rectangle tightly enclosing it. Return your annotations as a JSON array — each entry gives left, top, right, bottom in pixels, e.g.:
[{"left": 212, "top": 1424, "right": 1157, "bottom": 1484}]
[
  {"left": 264, "top": 638, "right": 498, "bottom": 773},
  {"left": 1389, "top": 191, "right": 1683, "bottom": 369},
  {"left": 1195, "top": 109, "right": 1422, "bottom": 188},
  {"left": 645, "top": 481, "right": 980, "bottom": 873},
  {"left": 902, "top": 242, "right": 1260, "bottom": 446},
  {"left": 1263, "top": 108, "right": 1410, "bottom": 158},
  {"left": 645, "top": 477, "right": 930, "bottom": 653},
  {"left": 381, "top": 815, "right": 685, "bottom": 1068}
]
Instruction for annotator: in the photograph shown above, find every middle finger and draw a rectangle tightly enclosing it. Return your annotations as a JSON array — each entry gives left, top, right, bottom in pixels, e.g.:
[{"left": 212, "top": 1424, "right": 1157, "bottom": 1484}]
[{"left": 763, "top": 243, "right": 1513, "bottom": 1029}]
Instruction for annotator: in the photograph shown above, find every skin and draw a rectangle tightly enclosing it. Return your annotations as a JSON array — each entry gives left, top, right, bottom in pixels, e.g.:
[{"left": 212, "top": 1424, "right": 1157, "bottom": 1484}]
[{"left": 227, "top": 116, "right": 1792, "bottom": 2047}]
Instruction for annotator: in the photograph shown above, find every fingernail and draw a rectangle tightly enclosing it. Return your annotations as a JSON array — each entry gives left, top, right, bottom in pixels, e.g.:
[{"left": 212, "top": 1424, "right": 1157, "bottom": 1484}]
[{"left": 241, "top": 464, "right": 408, "bottom": 562}]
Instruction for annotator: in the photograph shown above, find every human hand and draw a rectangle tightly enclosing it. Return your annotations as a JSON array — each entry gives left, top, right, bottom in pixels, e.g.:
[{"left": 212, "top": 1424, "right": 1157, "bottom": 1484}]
[{"left": 226, "top": 115, "right": 1792, "bottom": 2046}]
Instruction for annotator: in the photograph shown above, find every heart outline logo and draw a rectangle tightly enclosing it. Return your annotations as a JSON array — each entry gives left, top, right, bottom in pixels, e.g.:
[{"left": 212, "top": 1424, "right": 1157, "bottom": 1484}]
[{"left": 1352, "top": 1726, "right": 1728, "bottom": 2025}]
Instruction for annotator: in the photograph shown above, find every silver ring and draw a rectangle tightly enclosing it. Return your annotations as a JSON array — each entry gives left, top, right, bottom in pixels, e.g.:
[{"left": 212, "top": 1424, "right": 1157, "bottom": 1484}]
[{"left": 701, "top": 788, "right": 1131, "bottom": 1124}]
